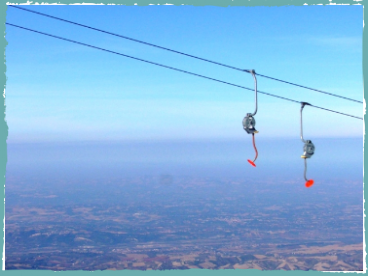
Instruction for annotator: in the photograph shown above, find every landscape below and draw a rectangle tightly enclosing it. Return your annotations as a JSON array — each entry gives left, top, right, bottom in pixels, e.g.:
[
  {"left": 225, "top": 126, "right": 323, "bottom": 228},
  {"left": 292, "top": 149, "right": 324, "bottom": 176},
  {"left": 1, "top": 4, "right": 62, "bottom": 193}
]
[{"left": 5, "top": 174, "right": 363, "bottom": 271}]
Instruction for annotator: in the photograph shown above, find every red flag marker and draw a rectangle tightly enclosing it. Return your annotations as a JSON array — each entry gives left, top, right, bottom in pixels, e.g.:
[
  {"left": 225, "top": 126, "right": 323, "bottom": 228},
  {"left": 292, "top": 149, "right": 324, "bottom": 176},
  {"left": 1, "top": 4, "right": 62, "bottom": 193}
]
[
  {"left": 247, "top": 159, "right": 256, "bottom": 167},
  {"left": 305, "top": 179, "right": 314, "bottom": 188}
]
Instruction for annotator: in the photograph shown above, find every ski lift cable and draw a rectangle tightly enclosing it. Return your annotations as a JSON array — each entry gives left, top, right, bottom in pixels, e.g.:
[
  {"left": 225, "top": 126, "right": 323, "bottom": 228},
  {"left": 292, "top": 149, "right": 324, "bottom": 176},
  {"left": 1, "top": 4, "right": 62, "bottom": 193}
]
[
  {"left": 7, "top": 4, "right": 363, "bottom": 105},
  {"left": 5, "top": 22, "right": 363, "bottom": 121}
]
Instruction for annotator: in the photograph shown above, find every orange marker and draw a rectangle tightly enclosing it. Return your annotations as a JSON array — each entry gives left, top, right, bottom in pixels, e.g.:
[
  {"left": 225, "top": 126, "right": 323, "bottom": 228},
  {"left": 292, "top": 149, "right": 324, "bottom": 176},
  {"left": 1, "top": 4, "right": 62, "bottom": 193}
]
[
  {"left": 247, "top": 133, "right": 258, "bottom": 167},
  {"left": 305, "top": 179, "right": 314, "bottom": 188},
  {"left": 247, "top": 159, "right": 256, "bottom": 167}
]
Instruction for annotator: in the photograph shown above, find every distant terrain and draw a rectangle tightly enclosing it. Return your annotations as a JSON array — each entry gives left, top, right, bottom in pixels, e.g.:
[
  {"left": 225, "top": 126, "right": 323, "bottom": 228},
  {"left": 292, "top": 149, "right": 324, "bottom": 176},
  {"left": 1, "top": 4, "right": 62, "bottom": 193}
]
[{"left": 5, "top": 175, "right": 363, "bottom": 271}]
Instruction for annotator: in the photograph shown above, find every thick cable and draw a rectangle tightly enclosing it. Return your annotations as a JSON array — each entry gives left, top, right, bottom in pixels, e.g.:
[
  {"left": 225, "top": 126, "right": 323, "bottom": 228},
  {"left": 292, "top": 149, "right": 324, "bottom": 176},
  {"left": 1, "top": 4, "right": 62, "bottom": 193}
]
[
  {"left": 6, "top": 22, "right": 363, "bottom": 121},
  {"left": 249, "top": 70, "right": 258, "bottom": 117},
  {"left": 252, "top": 133, "right": 258, "bottom": 163},
  {"left": 300, "top": 102, "right": 312, "bottom": 143},
  {"left": 7, "top": 4, "right": 362, "bottom": 104},
  {"left": 304, "top": 158, "right": 308, "bottom": 182}
]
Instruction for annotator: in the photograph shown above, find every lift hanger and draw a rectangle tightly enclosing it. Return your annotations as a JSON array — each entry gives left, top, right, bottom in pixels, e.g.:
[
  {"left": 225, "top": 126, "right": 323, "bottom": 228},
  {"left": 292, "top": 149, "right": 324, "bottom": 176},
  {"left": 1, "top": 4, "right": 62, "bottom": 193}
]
[
  {"left": 300, "top": 102, "right": 315, "bottom": 188},
  {"left": 242, "top": 70, "right": 259, "bottom": 167}
]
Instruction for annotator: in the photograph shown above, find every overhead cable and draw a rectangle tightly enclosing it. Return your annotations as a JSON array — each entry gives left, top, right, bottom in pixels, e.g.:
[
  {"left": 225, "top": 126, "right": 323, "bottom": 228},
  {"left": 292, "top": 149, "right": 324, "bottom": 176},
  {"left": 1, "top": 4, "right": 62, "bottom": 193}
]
[
  {"left": 6, "top": 22, "right": 363, "bottom": 121},
  {"left": 8, "top": 4, "right": 363, "bottom": 105}
]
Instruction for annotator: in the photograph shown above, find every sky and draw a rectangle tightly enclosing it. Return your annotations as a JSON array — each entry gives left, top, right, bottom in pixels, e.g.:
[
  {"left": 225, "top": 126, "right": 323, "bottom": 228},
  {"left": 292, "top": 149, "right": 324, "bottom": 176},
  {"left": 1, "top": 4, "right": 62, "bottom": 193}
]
[{"left": 4, "top": 5, "right": 363, "bottom": 143}]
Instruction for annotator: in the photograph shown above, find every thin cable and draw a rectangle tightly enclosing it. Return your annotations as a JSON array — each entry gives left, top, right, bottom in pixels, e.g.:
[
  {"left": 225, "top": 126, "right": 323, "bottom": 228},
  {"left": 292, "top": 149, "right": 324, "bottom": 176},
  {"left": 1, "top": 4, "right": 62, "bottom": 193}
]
[
  {"left": 310, "top": 104, "right": 362, "bottom": 120},
  {"left": 8, "top": 4, "right": 363, "bottom": 104},
  {"left": 6, "top": 22, "right": 363, "bottom": 121},
  {"left": 3, "top": 23, "right": 302, "bottom": 105},
  {"left": 7, "top": 4, "right": 249, "bottom": 74},
  {"left": 255, "top": 73, "right": 362, "bottom": 104}
]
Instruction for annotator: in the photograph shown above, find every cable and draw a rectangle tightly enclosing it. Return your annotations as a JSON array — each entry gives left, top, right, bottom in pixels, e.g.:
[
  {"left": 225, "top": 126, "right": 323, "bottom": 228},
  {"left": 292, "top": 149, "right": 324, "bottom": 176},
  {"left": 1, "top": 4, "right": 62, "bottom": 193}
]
[
  {"left": 7, "top": 5, "right": 248, "bottom": 73},
  {"left": 8, "top": 4, "right": 363, "bottom": 104},
  {"left": 6, "top": 22, "right": 363, "bottom": 121},
  {"left": 309, "top": 104, "right": 362, "bottom": 119},
  {"left": 252, "top": 133, "right": 258, "bottom": 163},
  {"left": 255, "top": 73, "right": 362, "bottom": 104}
]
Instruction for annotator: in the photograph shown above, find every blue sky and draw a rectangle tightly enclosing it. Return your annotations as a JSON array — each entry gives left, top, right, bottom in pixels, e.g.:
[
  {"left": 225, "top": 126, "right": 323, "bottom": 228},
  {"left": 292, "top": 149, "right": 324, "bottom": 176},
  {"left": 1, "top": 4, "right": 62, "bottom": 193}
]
[{"left": 5, "top": 5, "right": 363, "bottom": 142}]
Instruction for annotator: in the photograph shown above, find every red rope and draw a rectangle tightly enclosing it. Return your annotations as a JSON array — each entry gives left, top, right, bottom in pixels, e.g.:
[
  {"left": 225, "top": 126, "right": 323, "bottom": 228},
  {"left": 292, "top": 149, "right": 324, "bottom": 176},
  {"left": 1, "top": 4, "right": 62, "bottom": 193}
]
[{"left": 252, "top": 133, "right": 258, "bottom": 162}]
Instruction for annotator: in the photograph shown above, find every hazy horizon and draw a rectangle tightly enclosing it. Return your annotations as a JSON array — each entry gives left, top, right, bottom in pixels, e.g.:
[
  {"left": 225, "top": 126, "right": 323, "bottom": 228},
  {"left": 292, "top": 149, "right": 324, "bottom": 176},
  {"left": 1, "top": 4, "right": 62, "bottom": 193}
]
[{"left": 6, "top": 137, "right": 362, "bottom": 183}]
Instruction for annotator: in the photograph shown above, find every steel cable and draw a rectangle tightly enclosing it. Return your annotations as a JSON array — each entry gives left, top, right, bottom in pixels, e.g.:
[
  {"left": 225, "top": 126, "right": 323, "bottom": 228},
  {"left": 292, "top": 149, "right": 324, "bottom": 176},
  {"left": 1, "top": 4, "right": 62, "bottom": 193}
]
[{"left": 6, "top": 22, "right": 363, "bottom": 121}]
